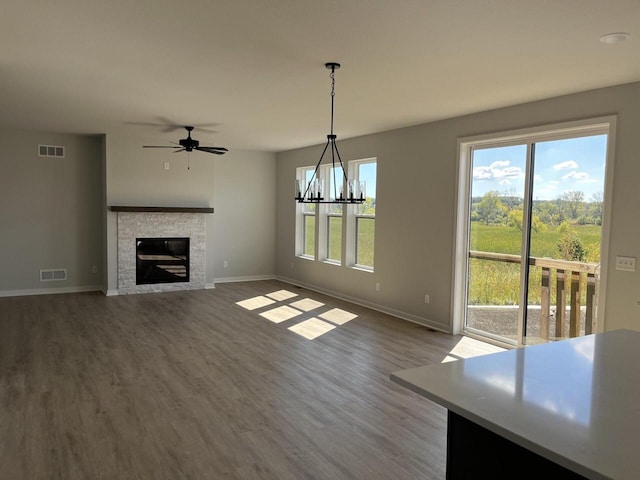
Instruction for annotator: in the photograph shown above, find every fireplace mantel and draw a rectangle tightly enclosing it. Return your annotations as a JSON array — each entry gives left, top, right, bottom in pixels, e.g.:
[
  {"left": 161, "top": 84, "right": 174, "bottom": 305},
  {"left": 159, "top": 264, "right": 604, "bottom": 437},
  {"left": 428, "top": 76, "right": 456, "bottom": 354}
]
[{"left": 110, "top": 206, "right": 214, "bottom": 214}]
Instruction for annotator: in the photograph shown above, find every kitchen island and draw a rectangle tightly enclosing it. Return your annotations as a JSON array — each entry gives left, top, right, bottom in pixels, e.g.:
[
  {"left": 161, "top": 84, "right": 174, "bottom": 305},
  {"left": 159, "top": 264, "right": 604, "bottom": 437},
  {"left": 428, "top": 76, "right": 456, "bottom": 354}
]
[{"left": 390, "top": 329, "right": 640, "bottom": 479}]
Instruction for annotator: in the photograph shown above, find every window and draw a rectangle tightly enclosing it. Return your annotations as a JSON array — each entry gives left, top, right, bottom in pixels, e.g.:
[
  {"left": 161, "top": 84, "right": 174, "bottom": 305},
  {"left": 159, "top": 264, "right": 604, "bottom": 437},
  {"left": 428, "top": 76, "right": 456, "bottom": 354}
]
[
  {"left": 303, "top": 205, "right": 316, "bottom": 257},
  {"left": 296, "top": 167, "right": 317, "bottom": 258},
  {"left": 295, "top": 158, "right": 377, "bottom": 271},
  {"left": 326, "top": 165, "right": 344, "bottom": 263},
  {"left": 353, "top": 160, "right": 376, "bottom": 268}
]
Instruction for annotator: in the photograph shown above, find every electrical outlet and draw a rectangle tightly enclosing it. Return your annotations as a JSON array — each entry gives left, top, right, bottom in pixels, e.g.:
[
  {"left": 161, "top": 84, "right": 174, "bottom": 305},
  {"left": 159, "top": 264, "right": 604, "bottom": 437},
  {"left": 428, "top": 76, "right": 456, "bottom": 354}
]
[
  {"left": 164, "top": 162, "right": 170, "bottom": 170},
  {"left": 616, "top": 256, "right": 636, "bottom": 272},
  {"left": 424, "top": 294, "right": 430, "bottom": 304},
  {"left": 223, "top": 260, "right": 228, "bottom": 268},
  {"left": 91, "top": 265, "right": 98, "bottom": 274},
  {"left": 375, "top": 282, "right": 380, "bottom": 291}
]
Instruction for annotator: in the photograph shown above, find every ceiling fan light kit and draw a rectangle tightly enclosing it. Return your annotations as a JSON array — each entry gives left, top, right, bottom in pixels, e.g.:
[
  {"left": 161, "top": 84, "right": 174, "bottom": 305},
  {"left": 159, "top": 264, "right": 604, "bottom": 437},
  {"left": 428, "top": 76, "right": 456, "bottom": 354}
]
[{"left": 295, "top": 62, "right": 365, "bottom": 204}]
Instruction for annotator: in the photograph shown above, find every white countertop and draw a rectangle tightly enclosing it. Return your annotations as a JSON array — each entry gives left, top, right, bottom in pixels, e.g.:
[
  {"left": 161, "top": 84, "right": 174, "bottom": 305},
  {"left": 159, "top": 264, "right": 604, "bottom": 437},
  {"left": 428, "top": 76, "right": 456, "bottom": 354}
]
[{"left": 390, "top": 329, "right": 640, "bottom": 480}]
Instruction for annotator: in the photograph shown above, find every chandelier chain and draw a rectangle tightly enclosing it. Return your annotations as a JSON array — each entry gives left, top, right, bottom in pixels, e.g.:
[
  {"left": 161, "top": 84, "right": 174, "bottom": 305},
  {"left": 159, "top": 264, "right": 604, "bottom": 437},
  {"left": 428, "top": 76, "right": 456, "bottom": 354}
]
[{"left": 330, "top": 69, "right": 335, "bottom": 97}]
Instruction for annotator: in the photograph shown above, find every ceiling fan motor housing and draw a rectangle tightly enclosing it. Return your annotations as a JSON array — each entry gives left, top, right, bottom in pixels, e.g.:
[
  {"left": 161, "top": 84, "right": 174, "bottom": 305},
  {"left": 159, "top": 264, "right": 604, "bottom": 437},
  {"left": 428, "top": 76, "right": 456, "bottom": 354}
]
[{"left": 179, "top": 137, "right": 199, "bottom": 151}]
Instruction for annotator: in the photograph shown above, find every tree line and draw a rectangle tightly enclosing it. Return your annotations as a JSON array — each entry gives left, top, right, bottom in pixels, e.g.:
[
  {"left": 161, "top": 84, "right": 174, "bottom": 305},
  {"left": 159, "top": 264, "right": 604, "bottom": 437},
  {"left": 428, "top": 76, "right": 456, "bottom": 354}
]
[
  {"left": 471, "top": 190, "right": 603, "bottom": 262},
  {"left": 471, "top": 190, "right": 603, "bottom": 228}
]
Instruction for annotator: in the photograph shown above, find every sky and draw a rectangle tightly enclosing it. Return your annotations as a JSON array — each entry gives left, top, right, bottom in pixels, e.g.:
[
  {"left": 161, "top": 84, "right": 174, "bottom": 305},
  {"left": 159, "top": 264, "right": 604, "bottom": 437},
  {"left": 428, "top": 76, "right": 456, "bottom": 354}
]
[{"left": 471, "top": 134, "right": 607, "bottom": 201}]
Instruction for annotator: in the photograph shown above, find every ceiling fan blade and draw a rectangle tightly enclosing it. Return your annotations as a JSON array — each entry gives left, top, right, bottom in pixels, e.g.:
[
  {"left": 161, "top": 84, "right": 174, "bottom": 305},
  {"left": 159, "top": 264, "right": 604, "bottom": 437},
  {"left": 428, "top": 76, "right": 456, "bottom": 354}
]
[
  {"left": 196, "top": 146, "right": 227, "bottom": 155},
  {"left": 173, "top": 148, "right": 186, "bottom": 153},
  {"left": 198, "top": 146, "right": 228, "bottom": 152},
  {"left": 143, "top": 145, "right": 177, "bottom": 148}
]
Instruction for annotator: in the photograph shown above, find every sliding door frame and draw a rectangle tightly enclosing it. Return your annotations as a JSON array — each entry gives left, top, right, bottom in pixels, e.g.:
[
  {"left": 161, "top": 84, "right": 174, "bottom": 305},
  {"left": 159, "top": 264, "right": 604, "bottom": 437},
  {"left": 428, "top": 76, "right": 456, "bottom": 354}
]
[{"left": 452, "top": 116, "right": 617, "bottom": 347}]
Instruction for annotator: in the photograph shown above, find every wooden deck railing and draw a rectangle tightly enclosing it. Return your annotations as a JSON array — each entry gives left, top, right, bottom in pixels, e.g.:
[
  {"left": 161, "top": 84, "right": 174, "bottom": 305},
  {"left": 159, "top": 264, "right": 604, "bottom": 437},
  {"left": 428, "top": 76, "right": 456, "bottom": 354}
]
[{"left": 469, "top": 250, "right": 599, "bottom": 339}]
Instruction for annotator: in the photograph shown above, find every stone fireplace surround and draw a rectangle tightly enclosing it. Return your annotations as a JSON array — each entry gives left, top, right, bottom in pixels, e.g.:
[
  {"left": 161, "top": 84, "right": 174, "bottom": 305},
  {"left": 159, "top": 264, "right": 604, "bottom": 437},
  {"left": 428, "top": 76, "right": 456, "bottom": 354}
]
[{"left": 112, "top": 207, "right": 212, "bottom": 295}]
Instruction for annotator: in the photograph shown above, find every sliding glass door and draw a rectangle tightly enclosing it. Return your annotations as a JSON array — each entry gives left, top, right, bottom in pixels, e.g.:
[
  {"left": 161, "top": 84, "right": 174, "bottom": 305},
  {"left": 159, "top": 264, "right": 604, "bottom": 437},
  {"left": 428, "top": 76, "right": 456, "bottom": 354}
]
[{"left": 456, "top": 119, "right": 613, "bottom": 347}]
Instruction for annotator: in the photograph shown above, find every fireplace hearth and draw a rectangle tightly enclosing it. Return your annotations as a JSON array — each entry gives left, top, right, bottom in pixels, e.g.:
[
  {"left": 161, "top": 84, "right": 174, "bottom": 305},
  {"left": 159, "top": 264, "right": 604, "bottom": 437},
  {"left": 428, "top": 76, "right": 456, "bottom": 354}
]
[{"left": 136, "top": 237, "right": 190, "bottom": 285}]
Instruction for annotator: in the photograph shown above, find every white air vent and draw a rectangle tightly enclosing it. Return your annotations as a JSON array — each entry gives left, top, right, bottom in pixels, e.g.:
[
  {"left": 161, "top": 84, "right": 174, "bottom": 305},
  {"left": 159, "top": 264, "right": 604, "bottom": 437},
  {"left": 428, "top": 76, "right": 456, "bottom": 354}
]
[
  {"left": 38, "top": 145, "right": 65, "bottom": 158},
  {"left": 40, "top": 269, "right": 67, "bottom": 282}
]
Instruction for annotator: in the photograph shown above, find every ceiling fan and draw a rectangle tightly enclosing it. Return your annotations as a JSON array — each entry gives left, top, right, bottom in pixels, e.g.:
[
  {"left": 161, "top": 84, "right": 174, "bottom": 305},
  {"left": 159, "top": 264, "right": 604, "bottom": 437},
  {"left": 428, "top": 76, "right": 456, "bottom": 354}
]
[{"left": 143, "top": 126, "right": 228, "bottom": 155}]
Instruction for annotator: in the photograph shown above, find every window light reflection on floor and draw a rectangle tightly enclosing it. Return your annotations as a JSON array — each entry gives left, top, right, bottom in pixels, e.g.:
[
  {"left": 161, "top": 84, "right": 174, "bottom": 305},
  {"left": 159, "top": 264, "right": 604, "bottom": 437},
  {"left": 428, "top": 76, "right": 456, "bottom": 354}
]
[
  {"left": 442, "top": 336, "right": 505, "bottom": 363},
  {"left": 288, "top": 318, "right": 336, "bottom": 340},
  {"left": 289, "top": 298, "right": 324, "bottom": 312},
  {"left": 266, "top": 290, "right": 299, "bottom": 301},
  {"left": 319, "top": 308, "right": 357, "bottom": 325},
  {"left": 235, "top": 289, "right": 358, "bottom": 340},
  {"left": 236, "top": 296, "right": 276, "bottom": 310},
  {"left": 259, "top": 305, "right": 302, "bottom": 324}
]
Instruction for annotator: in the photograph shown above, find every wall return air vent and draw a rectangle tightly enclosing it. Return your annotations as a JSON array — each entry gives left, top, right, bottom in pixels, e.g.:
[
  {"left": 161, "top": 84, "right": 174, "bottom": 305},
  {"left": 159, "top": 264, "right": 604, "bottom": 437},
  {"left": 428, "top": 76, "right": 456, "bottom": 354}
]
[
  {"left": 40, "top": 269, "right": 67, "bottom": 282},
  {"left": 38, "top": 145, "right": 65, "bottom": 158}
]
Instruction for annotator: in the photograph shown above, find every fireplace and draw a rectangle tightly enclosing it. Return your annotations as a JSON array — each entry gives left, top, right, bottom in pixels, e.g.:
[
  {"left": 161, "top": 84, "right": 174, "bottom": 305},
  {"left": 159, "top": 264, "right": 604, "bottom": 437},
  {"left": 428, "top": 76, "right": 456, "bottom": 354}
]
[
  {"left": 115, "top": 210, "right": 208, "bottom": 294},
  {"left": 136, "top": 237, "right": 190, "bottom": 285}
]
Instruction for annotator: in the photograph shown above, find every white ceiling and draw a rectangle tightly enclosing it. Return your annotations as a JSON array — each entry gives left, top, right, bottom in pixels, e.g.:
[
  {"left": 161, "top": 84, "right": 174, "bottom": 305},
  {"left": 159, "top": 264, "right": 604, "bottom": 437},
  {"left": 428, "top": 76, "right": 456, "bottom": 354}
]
[{"left": 1, "top": 0, "right": 639, "bottom": 151}]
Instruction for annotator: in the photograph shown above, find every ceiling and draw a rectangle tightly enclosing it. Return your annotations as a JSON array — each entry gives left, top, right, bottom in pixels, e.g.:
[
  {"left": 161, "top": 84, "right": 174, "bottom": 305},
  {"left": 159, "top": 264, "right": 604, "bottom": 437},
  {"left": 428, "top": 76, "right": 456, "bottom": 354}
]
[{"left": 1, "top": 0, "right": 639, "bottom": 151}]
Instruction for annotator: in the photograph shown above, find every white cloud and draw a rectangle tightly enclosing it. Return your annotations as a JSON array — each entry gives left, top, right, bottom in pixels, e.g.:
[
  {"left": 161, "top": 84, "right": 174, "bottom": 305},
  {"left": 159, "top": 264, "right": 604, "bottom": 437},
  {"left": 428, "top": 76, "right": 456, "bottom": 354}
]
[
  {"left": 473, "top": 160, "right": 524, "bottom": 182},
  {"left": 490, "top": 160, "right": 510, "bottom": 168},
  {"left": 473, "top": 166, "right": 492, "bottom": 180},
  {"left": 493, "top": 166, "right": 523, "bottom": 179},
  {"left": 553, "top": 160, "right": 578, "bottom": 170},
  {"left": 562, "top": 171, "right": 590, "bottom": 180}
]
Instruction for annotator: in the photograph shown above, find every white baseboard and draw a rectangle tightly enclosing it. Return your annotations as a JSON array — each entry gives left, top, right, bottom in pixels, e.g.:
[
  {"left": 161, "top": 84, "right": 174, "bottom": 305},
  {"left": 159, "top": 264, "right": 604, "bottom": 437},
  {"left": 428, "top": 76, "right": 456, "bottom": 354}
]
[
  {"left": 106, "top": 289, "right": 119, "bottom": 296},
  {"left": 275, "top": 275, "right": 451, "bottom": 334},
  {"left": 0, "top": 285, "right": 104, "bottom": 298},
  {"left": 205, "top": 283, "right": 216, "bottom": 289},
  {"left": 214, "top": 274, "right": 276, "bottom": 284}
]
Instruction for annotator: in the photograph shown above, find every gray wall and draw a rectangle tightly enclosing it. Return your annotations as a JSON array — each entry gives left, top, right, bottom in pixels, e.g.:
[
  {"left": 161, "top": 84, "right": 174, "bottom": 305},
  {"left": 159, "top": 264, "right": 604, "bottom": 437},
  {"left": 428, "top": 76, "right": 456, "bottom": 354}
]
[
  {"left": 276, "top": 81, "right": 640, "bottom": 333},
  {"left": 105, "top": 132, "right": 276, "bottom": 292},
  {"left": 0, "top": 129, "right": 103, "bottom": 293}
]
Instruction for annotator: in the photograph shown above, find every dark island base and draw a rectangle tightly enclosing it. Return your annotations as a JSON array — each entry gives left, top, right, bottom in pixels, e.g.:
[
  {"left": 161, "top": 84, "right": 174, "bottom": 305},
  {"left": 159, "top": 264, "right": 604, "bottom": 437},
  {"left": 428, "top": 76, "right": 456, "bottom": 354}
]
[{"left": 446, "top": 411, "right": 587, "bottom": 480}]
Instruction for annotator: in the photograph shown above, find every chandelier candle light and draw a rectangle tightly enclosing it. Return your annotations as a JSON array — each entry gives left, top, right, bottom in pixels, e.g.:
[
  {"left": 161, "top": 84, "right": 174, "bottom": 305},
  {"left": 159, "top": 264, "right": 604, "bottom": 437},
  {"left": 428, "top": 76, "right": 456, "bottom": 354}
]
[{"left": 295, "top": 63, "right": 366, "bottom": 204}]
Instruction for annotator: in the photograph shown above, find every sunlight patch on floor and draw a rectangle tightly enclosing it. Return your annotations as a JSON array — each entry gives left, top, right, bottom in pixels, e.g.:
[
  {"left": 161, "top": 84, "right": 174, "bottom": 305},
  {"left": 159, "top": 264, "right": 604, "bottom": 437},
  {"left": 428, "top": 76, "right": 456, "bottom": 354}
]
[
  {"left": 266, "top": 290, "right": 298, "bottom": 301},
  {"left": 236, "top": 296, "right": 276, "bottom": 310},
  {"left": 319, "top": 308, "right": 357, "bottom": 325},
  {"left": 259, "top": 305, "right": 302, "bottom": 324},
  {"left": 289, "top": 298, "right": 324, "bottom": 312},
  {"left": 235, "top": 291, "right": 360, "bottom": 340},
  {"left": 442, "top": 336, "right": 506, "bottom": 363},
  {"left": 288, "top": 318, "right": 336, "bottom": 340}
]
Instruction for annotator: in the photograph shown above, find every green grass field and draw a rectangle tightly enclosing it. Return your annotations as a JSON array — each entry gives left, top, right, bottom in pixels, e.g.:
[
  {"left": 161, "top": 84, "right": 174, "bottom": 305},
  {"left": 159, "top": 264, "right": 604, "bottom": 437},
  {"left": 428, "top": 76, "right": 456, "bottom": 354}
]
[
  {"left": 470, "top": 223, "right": 602, "bottom": 259},
  {"left": 468, "top": 223, "right": 602, "bottom": 305},
  {"left": 305, "top": 217, "right": 375, "bottom": 267}
]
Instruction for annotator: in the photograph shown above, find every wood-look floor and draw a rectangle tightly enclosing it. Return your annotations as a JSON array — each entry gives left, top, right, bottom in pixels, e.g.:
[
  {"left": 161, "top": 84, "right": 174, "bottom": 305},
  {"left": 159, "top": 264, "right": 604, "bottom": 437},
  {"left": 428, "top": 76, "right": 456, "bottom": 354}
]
[{"left": 0, "top": 280, "right": 479, "bottom": 480}]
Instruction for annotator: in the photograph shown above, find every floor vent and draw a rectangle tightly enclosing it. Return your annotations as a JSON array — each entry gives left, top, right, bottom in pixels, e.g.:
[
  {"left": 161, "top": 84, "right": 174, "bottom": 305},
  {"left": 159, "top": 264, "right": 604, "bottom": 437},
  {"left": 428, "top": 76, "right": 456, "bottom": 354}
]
[
  {"left": 40, "top": 269, "right": 67, "bottom": 281},
  {"left": 38, "top": 145, "right": 65, "bottom": 158}
]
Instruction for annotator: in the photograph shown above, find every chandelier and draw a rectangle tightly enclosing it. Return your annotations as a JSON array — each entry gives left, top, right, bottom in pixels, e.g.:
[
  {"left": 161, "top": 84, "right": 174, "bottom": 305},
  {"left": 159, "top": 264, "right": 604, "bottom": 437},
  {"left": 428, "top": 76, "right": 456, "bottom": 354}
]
[{"left": 295, "top": 63, "right": 365, "bottom": 204}]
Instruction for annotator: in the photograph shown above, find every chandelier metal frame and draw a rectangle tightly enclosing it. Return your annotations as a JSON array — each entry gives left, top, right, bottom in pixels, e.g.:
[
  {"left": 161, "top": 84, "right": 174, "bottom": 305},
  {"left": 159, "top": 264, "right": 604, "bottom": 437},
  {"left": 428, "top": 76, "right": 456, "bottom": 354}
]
[{"left": 295, "top": 62, "right": 365, "bottom": 204}]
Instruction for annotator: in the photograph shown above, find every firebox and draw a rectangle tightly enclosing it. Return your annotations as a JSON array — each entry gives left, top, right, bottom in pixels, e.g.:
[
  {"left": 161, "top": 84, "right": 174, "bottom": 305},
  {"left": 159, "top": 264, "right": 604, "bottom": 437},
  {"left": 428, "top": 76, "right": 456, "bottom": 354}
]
[{"left": 136, "top": 237, "right": 190, "bottom": 285}]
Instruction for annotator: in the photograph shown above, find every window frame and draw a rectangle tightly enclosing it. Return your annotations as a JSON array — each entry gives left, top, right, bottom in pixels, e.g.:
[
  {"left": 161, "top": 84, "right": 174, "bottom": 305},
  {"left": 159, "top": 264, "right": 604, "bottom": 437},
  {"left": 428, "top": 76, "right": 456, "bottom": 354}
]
[
  {"left": 347, "top": 158, "right": 376, "bottom": 271},
  {"left": 452, "top": 116, "right": 616, "bottom": 340},
  {"left": 296, "top": 166, "right": 317, "bottom": 260},
  {"left": 295, "top": 158, "right": 377, "bottom": 272}
]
